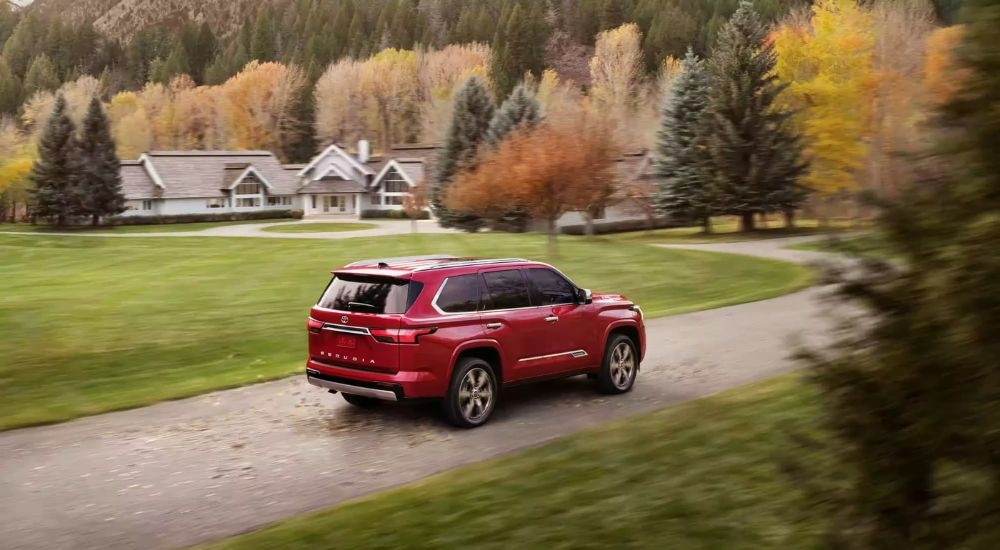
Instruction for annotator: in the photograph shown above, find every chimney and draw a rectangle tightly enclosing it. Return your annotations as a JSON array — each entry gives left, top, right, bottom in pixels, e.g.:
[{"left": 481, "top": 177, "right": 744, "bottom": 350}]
[{"left": 357, "top": 140, "right": 370, "bottom": 164}]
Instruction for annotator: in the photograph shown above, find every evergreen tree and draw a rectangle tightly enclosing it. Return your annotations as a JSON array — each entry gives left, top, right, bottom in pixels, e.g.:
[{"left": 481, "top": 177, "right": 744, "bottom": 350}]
[
  {"left": 704, "top": 0, "right": 807, "bottom": 231},
  {"left": 653, "top": 48, "right": 715, "bottom": 231},
  {"left": 799, "top": 0, "right": 1000, "bottom": 545},
  {"left": 77, "top": 96, "right": 125, "bottom": 226},
  {"left": 433, "top": 76, "right": 494, "bottom": 231},
  {"left": 486, "top": 83, "right": 542, "bottom": 144},
  {"left": 23, "top": 54, "right": 60, "bottom": 99},
  {"left": 489, "top": 3, "right": 549, "bottom": 99},
  {"left": 29, "top": 95, "right": 81, "bottom": 227},
  {"left": 0, "top": 58, "right": 21, "bottom": 114},
  {"left": 251, "top": 6, "right": 277, "bottom": 62}
]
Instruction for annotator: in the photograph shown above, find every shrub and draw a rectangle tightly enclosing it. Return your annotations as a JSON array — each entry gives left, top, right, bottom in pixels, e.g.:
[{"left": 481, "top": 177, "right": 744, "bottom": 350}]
[
  {"left": 360, "top": 209, "right": 430, "bottom": 220},
  {"left": 560, "top": 217, "right": 679, "bottom": 235},
  {"left": 105, "top": 210, "right": 303, "bottom": 226}
]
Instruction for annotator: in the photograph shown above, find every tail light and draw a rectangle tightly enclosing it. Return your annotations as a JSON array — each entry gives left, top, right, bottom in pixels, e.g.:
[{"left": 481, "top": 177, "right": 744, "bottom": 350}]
[
  {"left": 370, "top": 327, "right": 437, "bottom": 344},
  {"left": 307, "top": 318, "right": 323, "bottom": 334}
]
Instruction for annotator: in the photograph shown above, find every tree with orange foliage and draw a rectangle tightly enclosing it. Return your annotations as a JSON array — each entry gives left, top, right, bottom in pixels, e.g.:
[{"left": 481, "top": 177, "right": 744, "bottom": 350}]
[
  {"left": 924, "top": 25, "right": 967, "bottom": 106},
  {"left": 402, "top": 182, "right": 428, "bottom": 234},
  {"left": 446, "top": 120, "right": 617, "bottom": 256}
]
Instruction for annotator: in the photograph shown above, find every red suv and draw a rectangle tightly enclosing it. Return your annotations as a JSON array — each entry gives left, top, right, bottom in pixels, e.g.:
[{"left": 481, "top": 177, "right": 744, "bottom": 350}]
[{"left": 305, "top": 256, "right": 645, "bottom": 428}]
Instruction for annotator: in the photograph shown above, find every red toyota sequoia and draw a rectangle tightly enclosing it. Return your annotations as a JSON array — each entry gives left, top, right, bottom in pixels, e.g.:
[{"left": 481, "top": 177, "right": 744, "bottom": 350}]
[{"left": 305, "top": 256, "right": 646, "bottom": 428}]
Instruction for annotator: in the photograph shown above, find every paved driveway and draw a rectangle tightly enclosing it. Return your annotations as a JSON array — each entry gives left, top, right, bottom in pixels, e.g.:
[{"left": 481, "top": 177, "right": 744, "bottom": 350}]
[{"left": 0, "top": 235, "right": 845, "bottom": 550}]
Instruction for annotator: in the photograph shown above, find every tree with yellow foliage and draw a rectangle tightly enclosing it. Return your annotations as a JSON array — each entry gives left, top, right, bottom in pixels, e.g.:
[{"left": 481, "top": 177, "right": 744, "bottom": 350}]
[
  {"left": 773, "top": 0, "right": 876, "bottom": 208},
  {"left": 222, "top": 61, "right": 305, "bottom": 156},
  {"left": 590, "top": 23, "right": 645, "bottom": 148},
  {"left": 360, "top": 48, "right": 421, "bottom": 151},
  {"left": 0, "top": 118, "right": 33, "bottom": 222}
]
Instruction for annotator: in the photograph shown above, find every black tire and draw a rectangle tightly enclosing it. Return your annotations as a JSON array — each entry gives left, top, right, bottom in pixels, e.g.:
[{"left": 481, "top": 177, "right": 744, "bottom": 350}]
[
  {"left": 341, "top": 392, "right": 381, "bottom": 408},
  {"left": 595, "top": 334, "right": 639, "bottom": 394},
  {"left": 442, "top": 357, "right": 498, "bottom": 428}
]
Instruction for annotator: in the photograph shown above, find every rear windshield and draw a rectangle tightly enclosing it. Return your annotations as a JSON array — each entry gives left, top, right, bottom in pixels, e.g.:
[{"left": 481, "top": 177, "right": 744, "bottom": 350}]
[{"left": 317, "top": 274, "right": 423, "bottom": 314}]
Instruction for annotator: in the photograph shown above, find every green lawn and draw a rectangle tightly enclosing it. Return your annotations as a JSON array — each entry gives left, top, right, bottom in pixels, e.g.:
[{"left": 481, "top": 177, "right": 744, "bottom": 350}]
[
  {"left": 616, "top": 216, "right": 868, "bottom": 245},
  {"left": 0, "top": 220, "right": 279, "bottom": 233},
  {"left": 788, "top": 233, "right": 887, "bottom": 257},
  {"left": 0, "top": 232, "right": 811, "bottom": 430},
  {"left": 261, "top": 222, "right": 378, "bottom": 233},
  {"left": 203, "top": 375, "right": 836, "bottom": 549}
]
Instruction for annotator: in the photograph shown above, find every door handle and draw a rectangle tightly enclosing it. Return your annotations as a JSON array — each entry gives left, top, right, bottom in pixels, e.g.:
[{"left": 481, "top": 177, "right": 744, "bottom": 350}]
[
  {"left": 486, "top": 322, "right": 502, "bottom": 329},
  {"left": 544, "top": 316, "right": 559, "bottom": 323}
]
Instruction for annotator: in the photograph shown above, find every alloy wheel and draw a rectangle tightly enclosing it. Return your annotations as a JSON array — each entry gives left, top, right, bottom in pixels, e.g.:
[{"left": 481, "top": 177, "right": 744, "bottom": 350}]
[{"left": 458, "top": 367, "right": 494, "bottom": 422}]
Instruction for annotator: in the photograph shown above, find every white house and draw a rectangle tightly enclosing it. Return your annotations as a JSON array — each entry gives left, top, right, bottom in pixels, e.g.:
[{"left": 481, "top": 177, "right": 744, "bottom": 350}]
[{"left": 119, "top": 140, "right": 431, "bottom": 219}]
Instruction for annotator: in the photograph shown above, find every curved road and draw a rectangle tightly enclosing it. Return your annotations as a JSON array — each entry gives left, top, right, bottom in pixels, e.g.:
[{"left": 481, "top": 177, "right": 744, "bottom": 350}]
[{"left": 0, "top": 235, "right": 844, "bottom": 550}]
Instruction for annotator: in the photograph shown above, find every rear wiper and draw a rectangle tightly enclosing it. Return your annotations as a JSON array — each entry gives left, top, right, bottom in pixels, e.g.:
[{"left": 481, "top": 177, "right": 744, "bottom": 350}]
[{"left": 347, "top": 301, "right": 377, "bottom": 311}]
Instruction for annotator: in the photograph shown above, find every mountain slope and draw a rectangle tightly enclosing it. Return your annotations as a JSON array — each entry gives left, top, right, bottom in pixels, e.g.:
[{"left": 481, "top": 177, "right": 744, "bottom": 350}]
[{"left": 30, "top": 0, "right": 266, "bottom": 41}]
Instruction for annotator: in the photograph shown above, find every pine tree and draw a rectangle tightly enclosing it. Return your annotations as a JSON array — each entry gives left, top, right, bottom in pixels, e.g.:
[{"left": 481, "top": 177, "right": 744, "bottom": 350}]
[
  {"left": 704, "top": 0, "right": 807, "bottom": 231},
  {"left": 653, "top": 48, "right": 714, "bottom": 232},
  {"left": 433, "top": 76, "right": 494, "bottom": 231},
  {"left": 489, "top": 3, "right": 549, "bottom": 99},
  {"left": 0, "top": 58, "right": 21, "bottom": 114},
  {"left": 77, "top": 96, "right": 125, "bottom": 226},
  {"left": 29, "top": 95, "right": 81, "bottom": 227},
  {"left": 23, "top": 54, "right": 59, "bottom": 98},
  {"left": 487, "top": 83, "right": 541, "bottom": 144},
  {"left": 250, "top": 6, "right": 277, "bottom": 62}
]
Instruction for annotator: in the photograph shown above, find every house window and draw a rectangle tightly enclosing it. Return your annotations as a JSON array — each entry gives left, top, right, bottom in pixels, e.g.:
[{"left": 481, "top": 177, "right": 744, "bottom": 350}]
[
  {"left": 381, "top": 168, "right": 409, "bottom": 193},
  {"left": 370, "top": 195, "right": 380, "bottom": 206},
  {"left": 236, "top": 197, "right": 261, "bottom": 207},
  {"left": 235, "top": 183, "right": 261, "bottom": 195},
  {"left": 267, "top": 196, "right": 292, "bottom": 206},
  {"left": 141, "top": 200, "right": 153, "bottom": 210},
  {"left": 206, "top": 198, "right": 227, "bottom": 209},
  {"left": 311, "top": 195, "right": 317, "bottom": 209},
  {"left": 384, "top": 196, "right": 404, "bottom": 206}
]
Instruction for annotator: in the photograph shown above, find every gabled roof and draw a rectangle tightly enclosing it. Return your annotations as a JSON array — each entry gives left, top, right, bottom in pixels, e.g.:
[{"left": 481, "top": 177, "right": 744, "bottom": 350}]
[
  {"left": 298, "top": 144, "right": 374, "bottom": 178},
  {"left": 371, "top": 159, "right": 418, "bottom": 190},
  {"left": 136, "top": 151, "right": 299, "bottom": 198},
  {"left": 120, "top": 161, "right": 159, "bottom": 199}
]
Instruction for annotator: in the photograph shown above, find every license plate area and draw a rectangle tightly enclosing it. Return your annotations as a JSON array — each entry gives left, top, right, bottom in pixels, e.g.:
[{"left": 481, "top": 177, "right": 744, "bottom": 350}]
[{"left": 334, "top": 334, "right": 357, "bottom": 349}]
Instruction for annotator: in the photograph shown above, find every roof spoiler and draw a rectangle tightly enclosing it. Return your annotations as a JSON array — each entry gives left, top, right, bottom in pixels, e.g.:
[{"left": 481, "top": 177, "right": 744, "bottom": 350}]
[{"left": 344, "top": 255, "right": 458, "bottom": 268}]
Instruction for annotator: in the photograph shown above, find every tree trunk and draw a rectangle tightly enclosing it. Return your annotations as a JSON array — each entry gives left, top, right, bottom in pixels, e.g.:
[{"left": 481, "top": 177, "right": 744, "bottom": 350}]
[
  {"left": 740, "top": 211, "right": 756, "bottom": 232},
  {"left": 56, "top": 214, "right": 66, "bottom": 228},
  {"left": 784, "top": 208, "right": 796, "bottom": 228},
  {"left": 411, "top": 218, "right": 418, "bottom": 233},
  {"left": 547, "top": 218, "right": 558, "bottom": 257},
  {"left": 92, "top": 213, "right": 100, "bottom": 227},
  {"left": 702, "top": 215, "right": 712, "bottom": 234},
  {"left": 645, "top": 212, "right": 655, "bottom": 233},
  {"left": 583, "top": 211, "right": 595, "bottom": 237}
]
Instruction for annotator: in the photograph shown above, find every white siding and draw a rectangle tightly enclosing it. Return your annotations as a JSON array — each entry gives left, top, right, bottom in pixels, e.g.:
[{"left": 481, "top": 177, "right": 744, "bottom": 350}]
[{"left": 120, "top": 196, "right": 305, "bottom": 217}]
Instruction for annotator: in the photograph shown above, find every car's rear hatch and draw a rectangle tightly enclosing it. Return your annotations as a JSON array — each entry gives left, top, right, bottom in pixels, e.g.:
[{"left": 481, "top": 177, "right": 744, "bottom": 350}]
[{"left": 308, "top": 271, "right": 424, "bottom": 374}]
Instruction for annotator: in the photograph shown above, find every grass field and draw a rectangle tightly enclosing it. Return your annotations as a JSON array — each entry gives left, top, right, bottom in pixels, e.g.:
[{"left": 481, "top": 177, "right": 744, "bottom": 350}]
[
  {"left": 616, "top": 217, "right": 868, "bottom": 245},
  {"left": 0, "top": 220, "right": 279, "bottom": 233},
  {"left": 203, "top": 375, "right": 837, "bottom": 549},
  {"left": 261, "top": 222, "right": 378, "bottom": 233},
  {"left": 788, "top": 233, "right": 887, "bottom": 257},
  {"left": 0, "top": 232, "right": 812, "bottom": 430}
]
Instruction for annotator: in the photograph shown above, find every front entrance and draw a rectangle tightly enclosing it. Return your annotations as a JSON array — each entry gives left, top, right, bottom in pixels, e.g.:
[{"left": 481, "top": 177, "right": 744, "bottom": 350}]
[{"left": 321, "top": 195, "right": 356, "bottom": 214}]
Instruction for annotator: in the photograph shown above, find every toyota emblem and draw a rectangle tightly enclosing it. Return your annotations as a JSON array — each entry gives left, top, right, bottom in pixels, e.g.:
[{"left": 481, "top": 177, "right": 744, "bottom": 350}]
[{"left": 340, "top": 315, "right": 349, "bottom": 324}]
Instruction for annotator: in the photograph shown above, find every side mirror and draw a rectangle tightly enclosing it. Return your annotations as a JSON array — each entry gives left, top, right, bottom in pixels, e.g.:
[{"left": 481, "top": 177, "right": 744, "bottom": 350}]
[{"left": 577, "top": 288, "right": 593, "bottom": 305}]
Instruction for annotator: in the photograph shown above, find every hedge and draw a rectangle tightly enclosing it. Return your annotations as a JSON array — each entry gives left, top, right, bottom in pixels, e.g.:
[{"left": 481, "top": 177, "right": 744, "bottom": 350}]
[
  {"left": 360, "top": 209, "right": 430, "bottom": 220},
  {"left": 105, "top": 210, "right": 303, "bottom": 226},
  {"left": 560, "top": 217, "right": 680, "bottom": 236}
]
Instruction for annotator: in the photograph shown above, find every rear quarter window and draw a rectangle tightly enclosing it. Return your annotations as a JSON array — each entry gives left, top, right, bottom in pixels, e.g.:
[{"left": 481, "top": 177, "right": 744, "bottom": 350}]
[
  {"left": 434, "top": 274, "right": 482, "bottom": 313},
  {"left": 317, "top": 274, "right": 423, "bottom": 314}
]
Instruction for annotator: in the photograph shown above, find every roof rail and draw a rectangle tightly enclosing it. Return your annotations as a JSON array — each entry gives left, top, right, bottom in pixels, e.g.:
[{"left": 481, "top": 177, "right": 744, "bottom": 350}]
[{"left": 412, "top": 258, "right": 529, "bottom": 272}]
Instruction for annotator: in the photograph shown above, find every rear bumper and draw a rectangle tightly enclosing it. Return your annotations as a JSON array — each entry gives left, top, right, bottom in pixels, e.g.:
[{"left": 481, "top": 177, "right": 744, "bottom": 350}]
[
  {"left": 305, "top": 359, "right": 444, "bottom": 399},
  {"left": 307, "top": 371, "right": 400, "bottom": 401}
]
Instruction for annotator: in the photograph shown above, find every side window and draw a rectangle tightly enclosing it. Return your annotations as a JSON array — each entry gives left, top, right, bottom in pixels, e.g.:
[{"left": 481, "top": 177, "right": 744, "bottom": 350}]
[
  {"left": 481, "top": 270, "right": 531, "bottom": 310},
  {"left": 435, "top": 274, "right": 481, "bottom": 313},
  {"left": 525, "top": 268, "right": 577, "bottom": 306}
]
